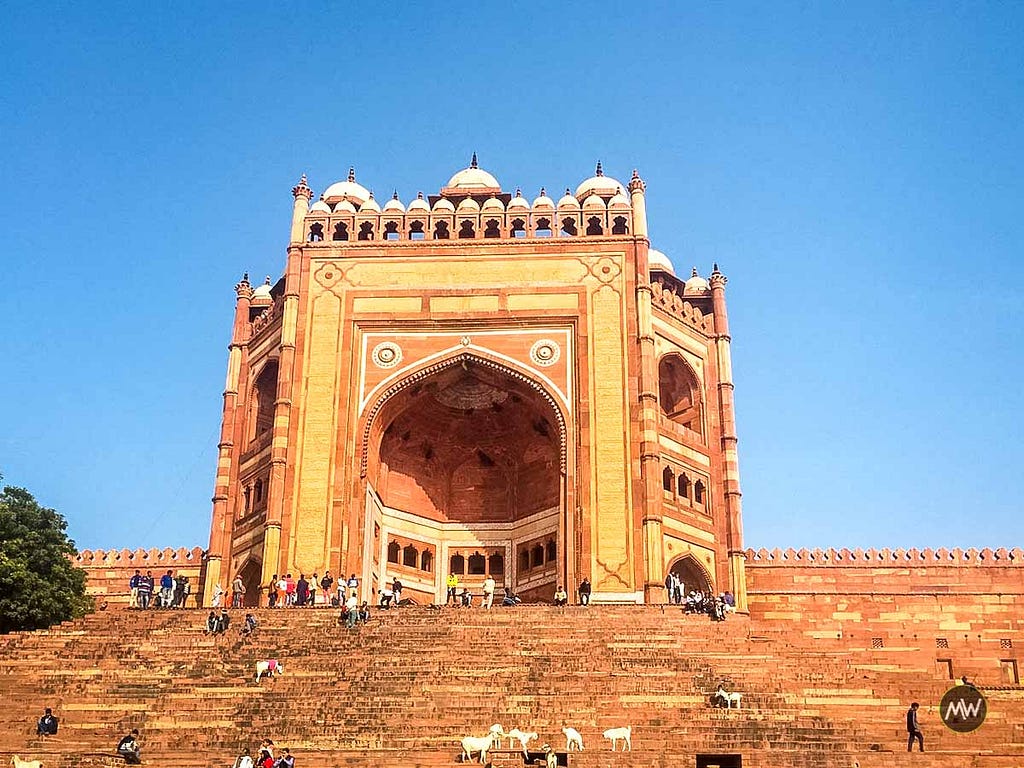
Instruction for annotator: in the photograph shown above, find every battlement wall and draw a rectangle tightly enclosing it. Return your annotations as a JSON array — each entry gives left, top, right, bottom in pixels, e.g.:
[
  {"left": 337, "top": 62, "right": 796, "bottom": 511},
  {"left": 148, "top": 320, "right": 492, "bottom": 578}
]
[
  {"left": 75, "top": 546, "right": 205, "bottom": 607},
  {"left": 744, "top": 546, "right": 1024, "bottom": 640}
]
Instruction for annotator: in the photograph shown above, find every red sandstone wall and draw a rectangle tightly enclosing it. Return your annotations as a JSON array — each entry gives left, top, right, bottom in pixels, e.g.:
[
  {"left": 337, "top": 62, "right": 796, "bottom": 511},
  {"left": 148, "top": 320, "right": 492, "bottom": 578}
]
[
  {"left": 76, "top": 547, "right": 206, "bottom": 608},
  {"left": 745, "top": 546, "right": 1024, "bottom": 637}
]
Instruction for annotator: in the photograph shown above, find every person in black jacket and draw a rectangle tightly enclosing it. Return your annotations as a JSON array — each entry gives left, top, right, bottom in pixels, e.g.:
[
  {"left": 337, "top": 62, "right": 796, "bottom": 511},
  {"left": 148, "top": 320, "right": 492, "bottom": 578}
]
[
  {"left": 906, "top": 702, "right": 924, "bottom": 752},
  {"left": 117, "top": 729, "right": 142, "bottom": 763},
  {"left": 37, "top": 708, "right": 59, "bottom": 736}
]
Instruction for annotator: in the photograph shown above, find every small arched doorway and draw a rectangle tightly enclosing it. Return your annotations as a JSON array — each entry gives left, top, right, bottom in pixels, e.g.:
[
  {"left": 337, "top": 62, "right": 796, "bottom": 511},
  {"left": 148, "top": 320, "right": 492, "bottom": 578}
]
[
  {"left": 669, "top": 554, "right": 714, "bottom": 597},
  {"left": 236, "top": 558, "right": 263, "bottom": 608}
]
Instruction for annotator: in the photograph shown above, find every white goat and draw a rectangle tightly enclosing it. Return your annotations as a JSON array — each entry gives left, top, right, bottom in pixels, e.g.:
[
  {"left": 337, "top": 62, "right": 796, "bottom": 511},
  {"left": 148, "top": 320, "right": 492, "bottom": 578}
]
[
  {"left": 714, "top": 684, "right": 742, "bottom": 709},
  {"left": 488, "top": 723, "right": 506, "bottom": 748},
  {"left": 603, "top": 725, "right": 632, "bottom": 751},
  {"left": 254, "top": 659, "right": 284, "bottom": 683},
  {"left": 12, "top": 757, "right": 43, "bottom": 768},
  {"left": 460, "top": 733, "right": 495, "bottom": 764},
  {"left": 506, "top": 728, "right": 537, "bottom": 753},
  {"left": 562, "top": 726, "right": 584, "bottom": 751}
]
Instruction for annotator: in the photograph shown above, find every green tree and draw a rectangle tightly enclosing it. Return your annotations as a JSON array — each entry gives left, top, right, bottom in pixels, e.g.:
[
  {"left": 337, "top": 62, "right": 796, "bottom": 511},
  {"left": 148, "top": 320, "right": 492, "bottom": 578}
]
[{"left": 0, "top": 483, "right": 92, "bottom": 633}]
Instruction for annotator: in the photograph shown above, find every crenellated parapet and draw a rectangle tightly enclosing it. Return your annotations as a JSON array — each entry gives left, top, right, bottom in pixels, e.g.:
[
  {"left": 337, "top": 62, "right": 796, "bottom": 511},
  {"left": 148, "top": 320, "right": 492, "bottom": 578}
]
[
  {"left": 250, "top": 296, "right": 283, "bottom": 338},
  {"left": 76, "top": 546, "right": 205, "bottom": 566},
  {"left": 650, "top": 275, "right": 714, "bottom": 335},
  {"left": 745, "top": 546, "right": 1024, "bottom": 566}
]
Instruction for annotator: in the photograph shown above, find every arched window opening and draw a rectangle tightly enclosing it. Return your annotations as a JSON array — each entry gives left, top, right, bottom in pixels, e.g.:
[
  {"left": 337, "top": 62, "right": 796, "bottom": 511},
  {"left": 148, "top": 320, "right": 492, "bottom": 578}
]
[
  {"left": 560, "top": 217, "right": 578, "bottom": 237},
  {"left": 332, "top": 222, "right": 349, "bottom": 241},
  {"left": 511, "top": 218, "right": 526, "bottom": 238},
  {"left": 387, "top": 541, "right": 401, "bottom": 563},
  {"left": 403, "top": 545, "right": 419, "bottom": 568},
  {"left": 458, "top": 220, "right": 475, "bottom": 239},
  {"left": 663, "top": 466, "right": 674, "bottom": 491},
  {"left": 545, "top": 540, "right": 556, "bottom": 563},
  {"left": 658, "top": 354, "right": 703, "bottom": 436},
  {"left": 248, "top": 360, "right": 278, "bottom": 445},
  {"left": 468, "top": 552, "right": 486, "bottom": 575},
  {"left": 519, "top": 549, "right": 530, "bottom": 572},
  {"left": 308, "top": 223, "right": 324, "bottom": 242},
  {"left": 433, "top": 221, "right": 450, "bottom": 240},
  {"left": 357, "top": 222, "right": 374, "bottom": 241},
  {"left": 421, "top": 550, "right": 433, "bottom": 572},
  {"left": 488, "top": 552, "right": 504, "bottom": 577},
  {"left": 694, "top": 480, "right": 705, "bottom": 504},
  {"left": 409, "top": 220, "right": 425, "bottom": 240},
  {"left": 384, "top": 221, "right": 400, "bottom": 240},
  {"left": 531, "top": 544, "right": 544, "bottom": 569},
  {"left": 535, "top": 217, "right": 552, "bottom": 237},
  {"left": 253, "top": 478, "right": 264, "bottom": 503},
  {"left": 586, "top": 216, "right": 603, "bottom": 236},
  {"left": 242, "top": 486, "right": 251, "bottom": 515},
  {"left": 678, "top": 474, "right": 690, "bottom": 499},
  {"left": 612, "top": 216, "right": 629, "bottom": 235},
  {"left": 450, "top": 554, "right": 465, "bottom": 575},
  {"left": 483, "top": 219, "right": 501, "bottom": 238}
]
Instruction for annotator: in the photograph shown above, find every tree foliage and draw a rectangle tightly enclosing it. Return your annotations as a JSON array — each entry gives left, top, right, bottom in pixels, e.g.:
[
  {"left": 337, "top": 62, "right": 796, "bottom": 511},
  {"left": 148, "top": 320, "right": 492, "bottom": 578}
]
[{"left": 0, "top": 483, "right": 92, "bottom": 633}]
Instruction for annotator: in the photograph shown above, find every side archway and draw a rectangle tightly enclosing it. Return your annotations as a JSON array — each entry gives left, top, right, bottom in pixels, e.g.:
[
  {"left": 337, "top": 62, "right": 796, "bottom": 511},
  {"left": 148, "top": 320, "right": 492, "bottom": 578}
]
[{"left": 668, "top": 554, "right": 714, "bottom": 596}]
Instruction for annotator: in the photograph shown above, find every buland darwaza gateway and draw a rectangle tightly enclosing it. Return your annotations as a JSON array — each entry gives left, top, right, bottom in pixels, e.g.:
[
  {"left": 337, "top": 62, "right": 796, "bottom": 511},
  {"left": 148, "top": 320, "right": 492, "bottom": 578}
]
[{"left": 203, "top": 157, "right": 748, "bottom": 609}]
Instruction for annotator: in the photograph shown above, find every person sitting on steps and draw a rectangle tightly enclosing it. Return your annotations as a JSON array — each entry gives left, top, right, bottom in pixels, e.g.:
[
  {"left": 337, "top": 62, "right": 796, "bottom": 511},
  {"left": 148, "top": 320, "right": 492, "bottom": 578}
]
[
  {"left": 117, "top": 728, "right": 142, "bottom": 764},
  {"left": 37, "top": 707, "right": 59, "bottom": 736}
]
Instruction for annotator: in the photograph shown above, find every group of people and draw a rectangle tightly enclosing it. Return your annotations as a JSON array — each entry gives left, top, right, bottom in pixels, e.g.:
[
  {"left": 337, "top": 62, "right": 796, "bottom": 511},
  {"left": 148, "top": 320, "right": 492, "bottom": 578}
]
[
  {"left": 233, "top": 739, "right": 295, "bottom": 768},
  {"left": 128, "top": 569, "right": 191, "bottom": 610},
  {"left": 204, "top": 610, "right": 258, "bottom": 637}
]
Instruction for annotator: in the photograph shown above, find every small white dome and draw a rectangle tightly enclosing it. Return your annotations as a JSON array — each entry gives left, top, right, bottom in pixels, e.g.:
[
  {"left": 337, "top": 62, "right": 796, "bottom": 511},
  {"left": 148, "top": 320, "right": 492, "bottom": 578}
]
[
  {"left": 575, "top": 162, "right": 624, "bottom": 200},
  {"left": 608, "top": 190, "right": 631, "bottom": 208},
  {"left": 333, "top": 200, "right": 357, "bottom": 214},
  {"left": 407, "top": 192, "right": 430, "bottom": 212},
  {"left": 557, "top": 188, "right": 581, "bottom": 209},
  {"left": 532, "top": 189, "right": 555, "bottom": 208},
  {"left": 322, "top": 168, "right": 371, "bottom": 206},
  {"left": 446, "top": 153, "right": 500, "bottom": 190},
  {"left": 433, "top": 197, "right": 456, "bottom": 212},
  {"left": 648, "top": 248, "right": 674, "bottom": 275},
  {"left": 251, "top": 277, "right": 274, "bottom": 305},
  {"left": 508, "top": 189, "right": 530, "bottom": 209},
  {"left": 684, "top": 267, "right": 710, "bottom": 294},
  {"left": 582, "top": 194, "right": 606, "bottom": 209},
  {"left": 383, "top": 193, "right": 405, "bottom": 212},
  {"left": 457, "top": 197, "right": 481, "bottom": 212},
  {"left": 309, "top": 199, "right": 331, "bottom": 214},
  {"left": 360, "top": 193, "right": 381, "bottom": 213},
  {"left": 482, "top": 196, "right": 505, "bottom": 211}
]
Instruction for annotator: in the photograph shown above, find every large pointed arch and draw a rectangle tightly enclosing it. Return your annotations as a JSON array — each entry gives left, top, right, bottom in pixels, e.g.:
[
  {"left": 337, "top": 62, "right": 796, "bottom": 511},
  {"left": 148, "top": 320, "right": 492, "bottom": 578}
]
[{"left": 668, "top": 553, "right": 715, "bottom": 596}]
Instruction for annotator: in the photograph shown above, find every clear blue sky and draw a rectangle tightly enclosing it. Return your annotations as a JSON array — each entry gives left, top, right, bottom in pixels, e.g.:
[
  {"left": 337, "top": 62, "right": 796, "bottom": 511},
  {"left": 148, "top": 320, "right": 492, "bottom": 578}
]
[{"left": 2, "top": 2, "right": 1021, "bottom": 552}]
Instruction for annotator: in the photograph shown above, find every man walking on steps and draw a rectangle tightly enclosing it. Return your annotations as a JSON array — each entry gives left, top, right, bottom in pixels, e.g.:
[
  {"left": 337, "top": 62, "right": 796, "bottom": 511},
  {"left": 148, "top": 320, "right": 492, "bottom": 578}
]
[{"left": 906, "top": 701, "right": 924, "bottom": 752}]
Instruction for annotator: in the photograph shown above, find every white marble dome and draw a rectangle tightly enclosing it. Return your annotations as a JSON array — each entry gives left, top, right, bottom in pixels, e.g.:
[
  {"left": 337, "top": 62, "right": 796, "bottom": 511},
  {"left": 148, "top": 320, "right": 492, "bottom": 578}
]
[
  {"left": 575, "top": 162, "right": 624, "bottom": 199},
  {"left": 648, "top": 248, "right": 674, "bottom": 274},
  {"left": 684, "top": 268, "right": 711, "bottom": 294},
  {"left": 446, "top": 153, "right": 500, "bottom": 190},
  {"left": 322, "top": 168, "right": 371, "bottom": 206}
]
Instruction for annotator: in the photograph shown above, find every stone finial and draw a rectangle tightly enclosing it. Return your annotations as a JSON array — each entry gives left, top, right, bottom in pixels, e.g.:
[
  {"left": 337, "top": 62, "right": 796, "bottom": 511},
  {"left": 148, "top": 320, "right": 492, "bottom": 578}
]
[
  {"left": 691, "top": 267, "right": 699, "bottom": 277},
  {"left": 264, "top": 275, "right": 272, "bottom": 285},
  {"left": 291, "top": 173, "right": 313, "bottom": 200},
  {"left": 417, "top": 191, "right": 424, "bottom": 199},
  {"left": 470, "top": 152, "right": 478, "bottom": 169},
  {"left": 628, "top": 168, "right": 646, "bottom": 193},
  {"left": 596, "top": 160, "right": 604, "bottom": 176},
  {"left": 348, "top": 167, "right": 356, "bottom": 182},
  {"left": 565, "top": 187, "right": 571, "bottom": 196},
  {"left": 515, "top": 187, "right": 522, "bottom": 197},
  {"left": 235, "top": 272, "right": 253, "bottom": 298},
  {"left": 539, "top": 187, "right": 546, "bottom": 197},
  {"left": 709, "top": 262, "right": 727, "bottom": 288},
  {"left": 392, "top": 190, "right": 399, "bottom": 200}
]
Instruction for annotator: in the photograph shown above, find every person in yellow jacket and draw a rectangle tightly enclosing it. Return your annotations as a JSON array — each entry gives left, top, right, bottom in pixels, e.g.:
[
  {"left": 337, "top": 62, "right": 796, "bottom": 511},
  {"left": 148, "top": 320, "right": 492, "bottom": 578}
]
[{"left": 446, "top": 573, "right": 459, "bottom": 605}]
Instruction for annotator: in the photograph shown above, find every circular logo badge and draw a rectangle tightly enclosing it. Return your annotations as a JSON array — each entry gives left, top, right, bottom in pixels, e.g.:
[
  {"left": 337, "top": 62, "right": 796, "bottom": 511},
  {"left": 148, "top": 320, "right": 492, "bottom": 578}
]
[
  {"left": 939, "top": 684, "right": 987, "bottom": 733},
  {"left": 371, "top": 342, "right": 403, "bottom": 369}
]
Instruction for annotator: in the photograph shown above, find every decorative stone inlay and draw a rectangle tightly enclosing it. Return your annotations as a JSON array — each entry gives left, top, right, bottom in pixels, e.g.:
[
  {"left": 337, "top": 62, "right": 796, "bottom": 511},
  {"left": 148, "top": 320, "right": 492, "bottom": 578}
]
[
  {"left": 433, "top": 379, "right": 509, "bottom": 409},
  {"left": 371, "top": 342, "right": 403, "bottom": 369},
  {"left": 530, "top": 339, "right": 561, "bottom": 367}
]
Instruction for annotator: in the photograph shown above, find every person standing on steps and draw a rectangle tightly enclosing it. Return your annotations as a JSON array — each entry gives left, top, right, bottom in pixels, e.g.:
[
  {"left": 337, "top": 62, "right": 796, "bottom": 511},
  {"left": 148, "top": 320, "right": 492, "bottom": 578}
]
[
  {"left": 320, "top": 571, "right": 335, "bottom": 606},
  {"left": 346, "top": 573, "right": 360, "bottom": 600},
  {"left": 129, "top": 570, "right": 141, "bottom": 609},
  {"left": 267, "top": 575, "right": 279, "bottom": 608},
  {"left": 391, "top": 576, "right": 403, "bottom": 606},
  {"left": 232, "top": 574, "right": 246, "bottom": 608},
  {"left": 446, "top": 572, "right": 459, "bottom": 605},
  {"left": 309, "top": 572, "right": 319, "bottom": 607},
  {"left": 906, "top": 701, "right": 924, "bottom": 752},
  {"left": 482, "top": 574, "right": 495, "bottom": 609},
  {"left": 578, "top": 578, "right": 591, "bottom": 606}
]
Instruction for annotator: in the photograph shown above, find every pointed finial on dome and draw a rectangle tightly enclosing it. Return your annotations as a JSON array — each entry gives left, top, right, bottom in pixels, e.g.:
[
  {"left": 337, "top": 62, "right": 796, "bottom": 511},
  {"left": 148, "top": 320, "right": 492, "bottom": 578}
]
[
  {"left": 515, "top": 187, "right": 522, "bottom": 197},
  {"left": 565, "top": 187, "right": 572, "bottom": 197},
  {"left": 712, "top": 262, "right": 721, "bottom": 274},
  {"left": 470, "top": 152, "right": 478, "bottom": 169},
  {"left": 691, "top": 267, "right": 699, "bottom": 277},
  {"left": 264, "top": 275, "right": 272, "bottom": 285},
  {"left": 628, "top": 168, "right": 646, "bottom": 193},
  {"left": 292, "top": 173, "right": 312, "bottom": 200},
  {"left": 417, "top": 191, "right": 424, "bottom": 199},
  {"left": 242, "top": 272, "right": 249, "bottom": 282},
  {"left": 709, "top": 262, "right": 727, "bottom": 288},
  {"left": 368, "top": 190, "right": 375, "bottom": 199},
  {"left": 596, "top": 161, "right": 604, "bottom": 176},
  {"left": 392, "top": 190, "right": 399, "bottom": 200},
  {"left": 348, "top": 167, "right": 356, "bottom": 182}
]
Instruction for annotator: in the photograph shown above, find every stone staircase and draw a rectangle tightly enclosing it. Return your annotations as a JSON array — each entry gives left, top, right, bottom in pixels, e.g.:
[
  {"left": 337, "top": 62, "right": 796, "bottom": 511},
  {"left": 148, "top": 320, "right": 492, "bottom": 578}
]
[{"left": 2, "top": 606, "right": 1023, "bottom": 768}]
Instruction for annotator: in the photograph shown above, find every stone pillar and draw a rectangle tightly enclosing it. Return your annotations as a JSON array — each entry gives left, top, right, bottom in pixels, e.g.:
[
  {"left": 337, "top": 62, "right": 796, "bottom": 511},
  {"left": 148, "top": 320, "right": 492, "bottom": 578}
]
[
  {"left": 709, "top": 265, "right": 748, "bottom": 612},
  {"left": 204, "top": 274, "right": 253, "bottom": 606},
  {"left": 261, "top": 177, "right": 309, "bottom": 586},
  {"left": 628, "top": 169, "right": 648, "bottom": 239}
]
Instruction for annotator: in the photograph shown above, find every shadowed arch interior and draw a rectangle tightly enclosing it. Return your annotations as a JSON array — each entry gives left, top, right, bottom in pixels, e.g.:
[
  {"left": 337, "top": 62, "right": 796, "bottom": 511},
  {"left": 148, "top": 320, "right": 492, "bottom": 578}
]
[
  {"left": 366, "top": 358, "right": 561, "bottom": 524},
  {"left": 669, "top": 554, "right": 714, "bottom": 596},
  {"left": 658, "top": 353, "right": 703, "bottom": 436}
]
